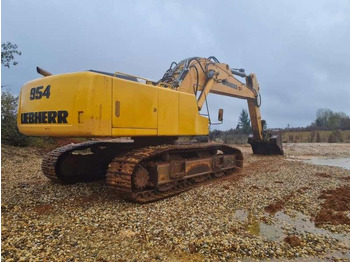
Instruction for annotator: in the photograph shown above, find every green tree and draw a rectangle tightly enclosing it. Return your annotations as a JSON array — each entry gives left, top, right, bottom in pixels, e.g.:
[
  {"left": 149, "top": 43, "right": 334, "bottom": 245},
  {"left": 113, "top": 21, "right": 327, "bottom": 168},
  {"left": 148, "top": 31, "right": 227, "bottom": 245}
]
[
  {"left": 314, "top": 108, "right": 350, "bottom": 130},
  {"left": 1, "top": 90, "right": 30, "bottom": 146},
  {"left": 340, "top": 116, "right": 350, "bottom": 130},
  {"left": 1, "top": 42, "right": 21, "bottom": 68},
  {"left": 1, "top": 42, "right": 29, "bottom": 145},
  {"left": 236, "top": 109, "right": 251, "bottom": 134},
  {"left": 315, "top": 108, "right": 333, "bottom": 128}
]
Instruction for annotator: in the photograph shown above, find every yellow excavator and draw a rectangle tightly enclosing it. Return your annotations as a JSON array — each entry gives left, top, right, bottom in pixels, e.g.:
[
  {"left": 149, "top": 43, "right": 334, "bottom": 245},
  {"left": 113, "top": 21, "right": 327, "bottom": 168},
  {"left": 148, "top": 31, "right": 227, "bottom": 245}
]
[{"left": 17, "top": 56, "right": 283, "bottom": 202}]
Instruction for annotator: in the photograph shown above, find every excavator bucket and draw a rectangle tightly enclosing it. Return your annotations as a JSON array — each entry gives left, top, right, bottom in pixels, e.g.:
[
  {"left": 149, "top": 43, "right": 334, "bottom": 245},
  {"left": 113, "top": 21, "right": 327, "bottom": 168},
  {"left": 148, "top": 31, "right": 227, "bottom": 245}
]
[{"left": 248, "top": 130, "right": 284, "bottom": 155}]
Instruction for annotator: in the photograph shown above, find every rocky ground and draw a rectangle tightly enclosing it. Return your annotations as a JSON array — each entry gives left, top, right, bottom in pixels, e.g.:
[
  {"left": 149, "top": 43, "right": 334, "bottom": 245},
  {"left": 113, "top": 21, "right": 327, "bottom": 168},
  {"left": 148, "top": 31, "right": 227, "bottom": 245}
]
[{"left": 1, "top": 143, "right": 350, "bottom": 261}]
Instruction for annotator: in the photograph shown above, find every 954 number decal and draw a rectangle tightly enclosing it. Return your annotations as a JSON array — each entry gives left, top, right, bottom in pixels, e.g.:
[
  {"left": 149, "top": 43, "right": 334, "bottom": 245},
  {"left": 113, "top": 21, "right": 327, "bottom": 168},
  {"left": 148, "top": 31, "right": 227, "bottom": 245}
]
[{"left": 30, "top": 85, "right": 51, "bottom": 100}]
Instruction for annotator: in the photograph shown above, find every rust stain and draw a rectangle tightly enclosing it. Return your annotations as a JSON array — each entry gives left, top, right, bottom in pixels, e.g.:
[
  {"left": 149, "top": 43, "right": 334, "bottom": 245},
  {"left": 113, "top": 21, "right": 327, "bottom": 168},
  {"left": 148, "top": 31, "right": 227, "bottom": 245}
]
[{"left": 187, "top": 163, "right": 211, "bottom": 176}]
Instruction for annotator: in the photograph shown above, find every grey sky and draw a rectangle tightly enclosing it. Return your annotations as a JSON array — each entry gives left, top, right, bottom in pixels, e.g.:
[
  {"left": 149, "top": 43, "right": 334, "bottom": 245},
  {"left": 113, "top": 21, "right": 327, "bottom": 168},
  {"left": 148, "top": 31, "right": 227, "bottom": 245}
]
[{"left": 2, "top": 0, "right": 350, "bottom": 130}]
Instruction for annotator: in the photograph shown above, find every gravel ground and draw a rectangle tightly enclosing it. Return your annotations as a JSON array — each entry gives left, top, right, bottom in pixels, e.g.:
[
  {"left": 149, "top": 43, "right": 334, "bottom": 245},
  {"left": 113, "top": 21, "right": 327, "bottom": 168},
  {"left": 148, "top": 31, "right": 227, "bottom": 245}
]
[{"left": 1, "top": 143, "right": 350, "bottom": 261}]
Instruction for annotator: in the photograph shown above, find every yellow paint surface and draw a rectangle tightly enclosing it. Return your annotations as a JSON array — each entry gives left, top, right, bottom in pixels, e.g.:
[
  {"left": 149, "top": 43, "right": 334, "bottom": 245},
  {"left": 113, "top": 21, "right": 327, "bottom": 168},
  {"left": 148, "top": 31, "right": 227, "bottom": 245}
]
[{"left": 18, "top": 71, "right": 209, "bottom": 137}]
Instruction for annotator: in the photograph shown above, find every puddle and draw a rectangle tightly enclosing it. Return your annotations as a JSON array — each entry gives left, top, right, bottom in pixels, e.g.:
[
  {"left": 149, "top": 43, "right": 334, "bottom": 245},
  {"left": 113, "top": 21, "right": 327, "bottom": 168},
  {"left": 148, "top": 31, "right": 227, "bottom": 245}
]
[
  {"left": 288, "top": 156, "right": 350, "bottom": 170},
  {"left": 245, "top": 212, "right": 285, "bottom": 242},
  {"left": 274, "top": 211, "right": 349, "bottom": 245},
  {"left": 305, "top": 157, "right": 350, "bottom": 170},
  {"left": 234, "top": 209, "right": 350, "bottom": 247},
  {"left": 235, "top": 209, "right": 286, "bottom": 241},
  {"left": 259, "top": 223, "right": 285, "bottom": 242},
  {"left": 234, "top": 209, "right": 248, "bottom": 221}
]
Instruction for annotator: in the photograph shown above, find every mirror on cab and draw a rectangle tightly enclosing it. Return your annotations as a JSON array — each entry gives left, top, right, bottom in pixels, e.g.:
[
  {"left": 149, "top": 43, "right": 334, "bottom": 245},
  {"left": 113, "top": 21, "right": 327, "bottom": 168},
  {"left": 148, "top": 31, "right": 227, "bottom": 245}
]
[{"left": 218, "top": 109, "right": 224, "bottom": 122}]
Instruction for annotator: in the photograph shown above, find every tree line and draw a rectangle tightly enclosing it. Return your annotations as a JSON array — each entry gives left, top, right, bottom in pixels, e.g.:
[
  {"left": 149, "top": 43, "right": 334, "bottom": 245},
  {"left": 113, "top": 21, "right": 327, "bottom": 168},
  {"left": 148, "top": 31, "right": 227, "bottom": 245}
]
[
  {"left": 285, "top": 108, "right": 350, "bottom": 132},
  {"left": 210, "top": 108, "right": 350, "bottom": 143}
]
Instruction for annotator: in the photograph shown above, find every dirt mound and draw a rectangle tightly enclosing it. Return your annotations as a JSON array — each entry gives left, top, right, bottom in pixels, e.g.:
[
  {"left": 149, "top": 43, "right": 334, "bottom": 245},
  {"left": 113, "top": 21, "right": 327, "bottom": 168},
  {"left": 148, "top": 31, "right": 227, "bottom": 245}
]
[
  {"left": 315, "top": 186, "right": 350, "bottom": 226},
  {"left": 284, "top": 235, "right": 301, "bottom": 247},
  {"left": 319, "top": 186, "right": 350, "bottom": 212},
  {"left": 264, "top": 201, "right": 284, "bottom": 215}
]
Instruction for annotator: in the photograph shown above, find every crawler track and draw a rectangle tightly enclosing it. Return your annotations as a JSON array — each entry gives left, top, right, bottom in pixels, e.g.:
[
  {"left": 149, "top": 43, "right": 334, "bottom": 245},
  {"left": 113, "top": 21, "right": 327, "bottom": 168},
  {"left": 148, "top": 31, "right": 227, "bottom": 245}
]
[
  {"left": 42, "top": 141, "right": 103, "bottom": 183},
  {"left": 108, "top": 166, "right": 239, "bottom": 203},
  {"left": 41, "top": 140, "right": 131, "bottom": 184},
  {"left": 42, "top": 141, "right": 243, "bottom": 203},
  {"left": 106, "top": 143, "right": 243, "bottom": 203}
]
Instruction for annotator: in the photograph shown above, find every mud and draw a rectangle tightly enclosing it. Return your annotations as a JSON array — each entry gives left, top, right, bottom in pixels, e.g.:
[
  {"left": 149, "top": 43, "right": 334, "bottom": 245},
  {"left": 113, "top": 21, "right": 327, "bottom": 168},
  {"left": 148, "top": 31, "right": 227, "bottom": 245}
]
[
  {"left": 319, "top": 186, "right": 350, "bottom": 212},
  {"left": 297, "top": 187, "right": 311, "bottom": 193},
  {"left": 314, "top": 172, "right": 331, "bottom": 178},
  {"left": 264, "top": 193, "right": 294, "bottom": 215},
  {"left": 284, "top": 235, "right": 302, "bottom": 247},
  {"left": 315, "top": 186, "right": 350, "bottom": 226}
]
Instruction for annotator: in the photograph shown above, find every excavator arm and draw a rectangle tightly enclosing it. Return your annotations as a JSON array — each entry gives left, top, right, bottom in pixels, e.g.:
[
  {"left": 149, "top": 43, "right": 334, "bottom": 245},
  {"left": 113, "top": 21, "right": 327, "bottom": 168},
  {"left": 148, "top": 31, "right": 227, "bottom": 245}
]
[{"left": 158, "top": 57, "right": 283, "bottom": 155}]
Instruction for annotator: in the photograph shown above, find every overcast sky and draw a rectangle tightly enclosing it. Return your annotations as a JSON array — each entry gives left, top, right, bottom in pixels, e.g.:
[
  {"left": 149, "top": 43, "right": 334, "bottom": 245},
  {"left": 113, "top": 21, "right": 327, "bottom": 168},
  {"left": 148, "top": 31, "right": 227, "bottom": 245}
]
[{"left": 2, "top": 0, "right": 350, "bottom": 129}]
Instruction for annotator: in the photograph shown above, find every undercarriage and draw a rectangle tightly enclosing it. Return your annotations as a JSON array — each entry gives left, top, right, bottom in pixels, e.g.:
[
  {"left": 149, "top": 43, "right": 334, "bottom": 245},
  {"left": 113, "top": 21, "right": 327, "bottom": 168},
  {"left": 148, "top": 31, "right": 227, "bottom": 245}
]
[{"left": 42, "top": 140, "right": 243, "bottom": 203}]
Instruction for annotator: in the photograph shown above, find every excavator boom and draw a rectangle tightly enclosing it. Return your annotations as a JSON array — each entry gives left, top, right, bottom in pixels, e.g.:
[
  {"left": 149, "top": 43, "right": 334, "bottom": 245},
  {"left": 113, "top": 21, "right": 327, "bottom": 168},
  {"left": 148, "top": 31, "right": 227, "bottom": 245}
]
[{"left": 158, "top": 57, "right": 283, "bottom": 155}]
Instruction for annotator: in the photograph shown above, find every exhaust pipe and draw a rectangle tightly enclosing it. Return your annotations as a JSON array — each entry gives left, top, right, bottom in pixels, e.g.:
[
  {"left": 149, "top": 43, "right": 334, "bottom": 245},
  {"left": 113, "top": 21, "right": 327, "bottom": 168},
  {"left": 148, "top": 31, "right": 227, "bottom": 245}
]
[{"left": 36, "top": 66, "right": 52, "bottom": 77}]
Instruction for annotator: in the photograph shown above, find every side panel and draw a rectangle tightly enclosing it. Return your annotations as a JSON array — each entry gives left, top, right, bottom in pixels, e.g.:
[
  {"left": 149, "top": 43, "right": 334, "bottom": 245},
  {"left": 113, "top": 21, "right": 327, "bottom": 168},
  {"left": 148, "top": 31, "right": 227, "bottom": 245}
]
[
  {"left": 157, "top": 88, "right": 179, "bottom": 135},
  {"left": 112, "top": 78, "right": 158, "bottom": 131},
  {"left": 17, "top": 72, "right": 112, "bottom": 136},
  {"left": 178, "top": 93, "right": 209, "bottom": 136},
  {"left": 18, "top": 72, "right": 209, "bottom": 137}
]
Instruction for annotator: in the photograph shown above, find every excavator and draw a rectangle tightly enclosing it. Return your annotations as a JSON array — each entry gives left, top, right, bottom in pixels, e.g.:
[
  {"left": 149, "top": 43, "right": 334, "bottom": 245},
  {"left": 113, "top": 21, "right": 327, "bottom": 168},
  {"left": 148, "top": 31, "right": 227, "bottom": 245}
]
[{"left": 17, "top": 56, "right": 283, "bottom": 203}]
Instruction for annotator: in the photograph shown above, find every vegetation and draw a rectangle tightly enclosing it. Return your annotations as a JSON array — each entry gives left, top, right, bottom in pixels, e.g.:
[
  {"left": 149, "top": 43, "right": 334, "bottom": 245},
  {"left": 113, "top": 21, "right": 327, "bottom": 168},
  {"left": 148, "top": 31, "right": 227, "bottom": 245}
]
[
  {"left": 1, "top": 42, "right": 27, "bottom": 145},
  {"left": 282, "top": 109, "right": 350, "bottom": 143},
  {"left": 285, "top": 109, "right": 350, "bottom": 132},
  {"left": 1, "top": 42, "right": 21, "bottom": 68},
  {"left": 1, "top": 91, "right": 31, "bottom": 146},
  {"left": 1, "top": 42, "right": 50, "bottom": 147},
  {"left": 236, "top": 109, "right": 252, "bottom": 134},
  {"left": 282, "top": 130, "right": 350, "bottom": 143},
  {"left": 210, "top": 109, "right": 253, "bottom": 143},
  {"left": 211, "top": 107, "right": 350, "bottom": 144},
  {"left": 209, "top": 128, "right": 249, "bottom": 144},
  {"left": 313, "top": 108, "right": 350, "bottom": 130}
]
